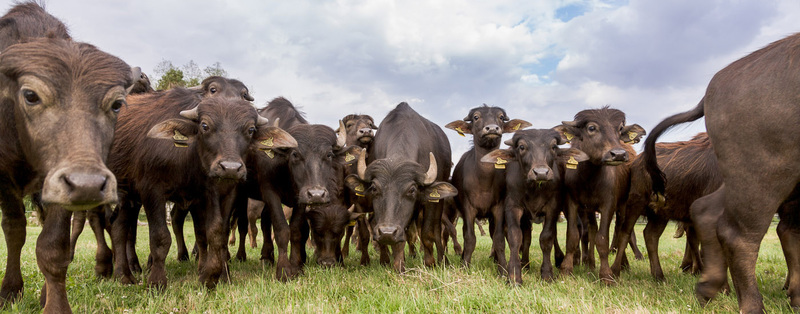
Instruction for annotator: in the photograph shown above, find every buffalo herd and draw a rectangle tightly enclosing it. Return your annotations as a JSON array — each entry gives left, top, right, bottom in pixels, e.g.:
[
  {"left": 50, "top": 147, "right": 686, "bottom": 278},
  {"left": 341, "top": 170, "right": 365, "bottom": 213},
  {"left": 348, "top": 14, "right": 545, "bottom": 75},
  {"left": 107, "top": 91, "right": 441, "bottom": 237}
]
[{"left": 0, "top": 2, "right": 798, "bottom": 313}]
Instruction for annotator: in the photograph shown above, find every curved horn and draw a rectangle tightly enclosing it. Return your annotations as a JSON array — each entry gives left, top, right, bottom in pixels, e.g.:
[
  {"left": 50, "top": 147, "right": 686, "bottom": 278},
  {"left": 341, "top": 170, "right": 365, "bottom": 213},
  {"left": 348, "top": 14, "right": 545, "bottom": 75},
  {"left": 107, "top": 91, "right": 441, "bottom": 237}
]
[
  {"left": 561, "top": 120, "right": 579, "bottom": 127},
  {"left": 272, "top": 117, "right": 281, "bottom": 127},
  {"left": 257, "top": 115, "right": 270, "bottom": 126},
  {"left": 335, "top": 120, "right": 347, "bottom": 149},
  {"left": 504, "top": 139, "right": 514, "bottom": 147},
  {"left": 179, "top": 106, "right": 199, "bottom": 120},
  {"left": 347, "top": 204, "right": 355, "bottom": 213},
  {"left": 423, "top": 152, "right": 437, "bottom": 185},
  {"left": 357, "top": 148, "right": 368, "bottom": 181}
]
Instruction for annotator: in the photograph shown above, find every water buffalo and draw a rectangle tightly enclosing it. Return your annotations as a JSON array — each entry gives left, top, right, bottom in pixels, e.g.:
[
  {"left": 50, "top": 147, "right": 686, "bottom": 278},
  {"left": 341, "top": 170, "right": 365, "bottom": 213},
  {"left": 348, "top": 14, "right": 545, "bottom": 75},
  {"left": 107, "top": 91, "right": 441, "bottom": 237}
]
[
  {"left": 0, "top": 3, "right": 135, "bottom": 313},
  {"left": 339, "top": 113, "right": 378, "bottom": 263},
  {"left": 106, "top": 88, "right": 296, "bottom": 290},
  {"left": 482, "top": 128, "right": 588, "bottom": 284},
  {"left": 345, "top": 102, "right": 457, "bottom": 272},
  {"left": 556, "top": 107, "right": 645, "bottom": 283},
  {"left": 644, "top": 32, "right": 800, "bottom": 312},
  {"left": 612, "top": 133, "right": 720, "bottom": 281},
  {"left": 444, "top": 104, "right": 531, "bottom": 268},
  {"left": 238, "top": 97, "right": 361, "bottom": 280}
]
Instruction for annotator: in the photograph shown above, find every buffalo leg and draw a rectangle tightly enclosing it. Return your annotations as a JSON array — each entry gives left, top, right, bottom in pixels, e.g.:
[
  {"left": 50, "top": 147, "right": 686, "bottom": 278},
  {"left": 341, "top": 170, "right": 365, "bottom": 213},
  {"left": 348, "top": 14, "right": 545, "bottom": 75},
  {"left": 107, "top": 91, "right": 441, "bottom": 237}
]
[
  {"left": 505, "top": 204, "right": 524, "bottom": 285},
  {"left": 69, "top": 211, "right": 86, "bottom": 262},
  {"left": 777, "top": 205, "right": 800, "bottom": 310},
  {"left": 171, "top": 206, "right": 190, "bottom": 262},
  {"left": 540, "top": 204, "right": 560, "bottom": 282},
  {"left": 643, "top": 215, "right": 669, "bottom": 281},
  {"left": 561, "top": 197, "right": 580, "bottom": 276},
  {"left": 692, "top": 187, "right": 730, "bottom": 307},
  {"left": 126, "top": 205, "right": 142, "bottom": 273},
  {"left": 460, "top": 203, "right": 478, "bottom": 267},
  {"left": 0, "top": 190, "right": 26, "bottom": 305},
  {"left": 596, "top": 206, "right": 615, "bottom": 284},
  {"left": 36, "top": 206, "right": 72, "bottom": 313},
  {"left": 391, "top": 242, "right": 406, "bottom": 272},
  {"left": 355, "top": 210, "right": 371, "bottom": 266},
  {"left": 110, "top": 200, "right": 137, "bottom": 284},
  {"left": 142, "top": 196, "right": 171, "bottom": 289},
  {"left": 87, "top": 209, "right": 112, "bottom": 278},
  {"left": 262, "top": 190, "right": 296, "bottom": 281},
  {"left": 520, "top": 212, "right": 533, "bottom": 270}
]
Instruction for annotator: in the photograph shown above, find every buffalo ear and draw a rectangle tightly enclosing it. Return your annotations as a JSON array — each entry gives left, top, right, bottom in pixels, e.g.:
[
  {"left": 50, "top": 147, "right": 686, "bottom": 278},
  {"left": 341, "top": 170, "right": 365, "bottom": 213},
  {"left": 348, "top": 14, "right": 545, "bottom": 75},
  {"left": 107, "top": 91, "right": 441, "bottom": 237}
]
[
  {"left": 444, "top": 120, "right": 470, "bottom": 137},
  {"left": 253, "top": 126, "right": 298, "bottom": 151},
  {"left": 147, "top": 119, "right": 198, "bottom": 148},
  {"left": 621, "top": 124, "right": 646, "bottom": 144},
  {"left": 553, "top": 124, "right": 579, "bottom": 144},
  {"left": 481, "top": 149, "right": 516, "bottom": 164},
  {"left": 502, "top": 119, "right": 532, "bottom": 133},
  {"left": 344, "top": 174, "right": 368, "bottom": 197},
  {"left": 422, "top": 182, "right": 458, "bottom": 203},
  {"left": 338, "top": 146, "right": 363, "bottom": 166},
  {"left": 558, "top": 148, "right": 589, "bottom": 167}
]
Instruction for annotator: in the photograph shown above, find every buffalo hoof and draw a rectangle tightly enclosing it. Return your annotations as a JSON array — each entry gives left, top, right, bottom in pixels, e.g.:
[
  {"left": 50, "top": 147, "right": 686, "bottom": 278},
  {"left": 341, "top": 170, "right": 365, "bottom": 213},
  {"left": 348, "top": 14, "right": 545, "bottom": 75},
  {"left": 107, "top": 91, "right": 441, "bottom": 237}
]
[
  {"left": 695, "top": 281, "right": 721, "bottom": 307},
  {"left": 0, "top": 281, "right": 23, "bottom": 306},
  {"left": 177, "top": 252, "right": 190, "bottom": 262},
  {"left": 95, "top": 263, "right": 113, "bottom": 279},
  {"left": 260, "top": 255, "right": 275, "bottom": 266},
  {"left": 275, "top": 257, "right": 300, "bottom": 282},
  {"left": 599, "top": 271, "right": 616, "bottom": 286},
  {"left": 117, "top": 274, "right": 137, "bottom": 285},
  {"left": 634, "top": 252, "right": 644, "bottom": 260},
  {"left": 541, "top": 270, "right": 555, "bottom": 283},
  {"left": 454, "top": 247, "right": 463, "bottom": 257},
  {"left": 359, "top": 255, "right": 370, "bottom": 266},
  {"left": 235, "top": 252, "right": 246, "bottom": 262},
  {"left": 147, "top": 271, "right": 167, "bottom": 291},
  {"left": 507, "top": 277, "right": 522, "bottom": 286},
  {"left": 38, "top": 285, "right": 46, "bottom": 309}
]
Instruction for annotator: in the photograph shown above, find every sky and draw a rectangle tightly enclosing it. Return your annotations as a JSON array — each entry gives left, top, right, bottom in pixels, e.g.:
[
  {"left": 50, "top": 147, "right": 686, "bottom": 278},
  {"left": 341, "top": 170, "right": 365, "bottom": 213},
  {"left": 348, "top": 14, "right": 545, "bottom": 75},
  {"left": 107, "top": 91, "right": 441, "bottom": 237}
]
[{"left": 30, "top": 0, "right": 800, "bottom": 160}]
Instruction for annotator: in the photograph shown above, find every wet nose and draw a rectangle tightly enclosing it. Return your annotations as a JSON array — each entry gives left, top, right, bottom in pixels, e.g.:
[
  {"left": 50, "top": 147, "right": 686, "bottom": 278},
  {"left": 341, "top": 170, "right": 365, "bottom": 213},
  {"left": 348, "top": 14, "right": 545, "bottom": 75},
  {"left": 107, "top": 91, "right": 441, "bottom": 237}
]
[
  {"left": 358, "top": 128, "right": 373, "bottom": 137},
  {"left": 63, "top": 173, "right": 108, "bottom": 204},
  {"left": 530, "top": 166, "right": 552, "bottom": 181},
  {"left": 219, "top": 161, "right": 243, "bottom": 176},
  {"left": 608, "top": 149, "right": 628, "bottom": 162},
  {"left": 319, "top": 258, "right": 336, "bottom": 268},
  {"left": 375, "top": 225, "right": 402, "bottom": 244},
  {"left": 484, "top": 124, "right": 501, "bottom": 134},
  {"left": 307, "top": 187, "right": 329, "bottom": 203}
]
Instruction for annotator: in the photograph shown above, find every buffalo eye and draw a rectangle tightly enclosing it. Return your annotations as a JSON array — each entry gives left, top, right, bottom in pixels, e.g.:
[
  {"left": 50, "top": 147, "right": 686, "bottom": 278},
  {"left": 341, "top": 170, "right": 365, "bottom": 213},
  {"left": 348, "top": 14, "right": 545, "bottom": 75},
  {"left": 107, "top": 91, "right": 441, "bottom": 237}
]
[
  {"left": 368, "top": 185, "right": 379, "bottom": 195},
  {"left": 498, "top": 114, "right": 506, "bottom": 121},
  {"left": 473, "top": 115, "right": 479, "bottom": 121},
  {"left": 291, "top": 151, "right": 300, "bottom": 159},
  {"left": 327, "top": 151, "right": 335, "bottom": 160},
  {"left": 346, "top": 122, "right": 355, "bottom": 129},
  {"left": 247, "top": 126, "right": 256, "bottom": 136},
  {"left": 22, "top": 89, "right": 41, "bottom": 106},
  {"left": 209, "top": 87, "right": 217, "bottom": 94},
  {"left": 406, "top": 186, "right": 417, "bottom": 197},
  {"left": 518, "top": 144, "right": 526, "bottom": 151},
  {"left": 587, "top": 125, "right": 597, "bottom": 132},
  {"left": 111, "top": 100, "right": 125, "bottom": 113},
  {"left": 201, "top": 122, "right": 210, "bottom": 132}
]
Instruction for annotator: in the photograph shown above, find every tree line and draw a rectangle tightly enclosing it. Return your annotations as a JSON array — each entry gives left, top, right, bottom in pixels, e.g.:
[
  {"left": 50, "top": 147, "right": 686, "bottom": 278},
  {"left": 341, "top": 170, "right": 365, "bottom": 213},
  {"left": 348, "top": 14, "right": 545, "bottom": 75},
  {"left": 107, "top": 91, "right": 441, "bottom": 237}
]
[{"left": 153, "top": 60, "right": 228, "bottom": 90}]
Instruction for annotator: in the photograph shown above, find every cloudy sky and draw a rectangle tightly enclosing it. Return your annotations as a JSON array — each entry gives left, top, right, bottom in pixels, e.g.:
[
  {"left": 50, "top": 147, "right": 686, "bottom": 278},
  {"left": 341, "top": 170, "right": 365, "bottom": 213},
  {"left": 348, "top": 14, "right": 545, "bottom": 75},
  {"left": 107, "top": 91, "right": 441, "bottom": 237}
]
[{"left": 34, "top": 0, "right": 800, "bottom": 159}]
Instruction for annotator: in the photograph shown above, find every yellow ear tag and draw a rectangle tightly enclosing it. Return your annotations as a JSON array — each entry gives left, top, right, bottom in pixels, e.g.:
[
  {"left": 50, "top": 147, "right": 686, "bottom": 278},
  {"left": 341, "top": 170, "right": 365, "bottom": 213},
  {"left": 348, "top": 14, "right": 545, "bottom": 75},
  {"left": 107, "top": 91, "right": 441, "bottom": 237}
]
[
  {"left": 566, "top": 156, "right": 579, "bottom": 170},
  {"left": 264, "top": 149, "right": 275, "bottom": 159},
  {"left": 354, "top": 184, "right": 365, "bottom": 197},
  {"left": 455, "top": 127, "right": 465, "bottom": 137},
  {"left": 565, "top": 133, "right": 574, "bottom": 143},
  {"left": 512, "top": 123, "right": 521, "bottom": 131},
  {"left": 261, "top": 137, "right": 274, "bottom": 147},
  {"left": 345, "top": 152, "right": 356, "bottom": 162},
  {"left": 347, "top": 220, "right": 357, "bottom": 227},
  {"left": 173, "top": 130, "right": 189, "bottom": 148},
  {"left": 495, "top": 157, "right": 507, "bottom": 169},
  {"left": 429, "top": 189, "right": 441, "bottom": 203},
  {"left": 173, "top": 130, "right": 189, "bottom": 141},
  {"left": 628, "top": 132, "right": 638, "bottom": 142}
]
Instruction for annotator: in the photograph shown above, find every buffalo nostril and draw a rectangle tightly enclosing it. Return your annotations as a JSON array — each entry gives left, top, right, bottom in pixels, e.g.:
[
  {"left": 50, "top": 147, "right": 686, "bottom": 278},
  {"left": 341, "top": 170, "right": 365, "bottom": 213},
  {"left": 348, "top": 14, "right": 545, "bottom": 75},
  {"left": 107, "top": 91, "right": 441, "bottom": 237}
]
[
  {"left": 378, "top": 226, "right": 397, "bottom": 236},
  {"left": 307, "top": 188, "right": 328, "bottom": 202},
  {"left": 609, "top": 149, "right": 628, "bottom": 161},
  {"left": 358, "top": 128, "right": 373, "bottom": 136}
]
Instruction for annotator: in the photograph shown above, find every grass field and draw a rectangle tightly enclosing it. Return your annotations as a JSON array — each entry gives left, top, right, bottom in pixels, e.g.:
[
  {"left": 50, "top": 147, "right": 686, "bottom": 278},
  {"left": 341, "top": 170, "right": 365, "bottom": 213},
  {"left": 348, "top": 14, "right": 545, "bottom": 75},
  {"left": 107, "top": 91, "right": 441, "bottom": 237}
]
[{"left": 0, "top": 218, "right": 793, "bottom": 313}]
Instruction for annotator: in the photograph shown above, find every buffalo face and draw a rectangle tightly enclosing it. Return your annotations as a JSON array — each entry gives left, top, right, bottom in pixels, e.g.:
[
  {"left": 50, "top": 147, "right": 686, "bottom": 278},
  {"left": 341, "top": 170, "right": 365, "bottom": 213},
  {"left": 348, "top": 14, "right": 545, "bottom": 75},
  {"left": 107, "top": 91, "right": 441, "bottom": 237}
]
[
  {"left": 0, "top": 39, "right": 136, "bottom": 210},
  {"left": 483, "top": 129, "right": 589, "bottom": 184},
  {"left": 555, "top": 107, "right": 644, "bottom": 166},
  {"left": 445, "top": 104, "right": 531, "bottom": 149}
]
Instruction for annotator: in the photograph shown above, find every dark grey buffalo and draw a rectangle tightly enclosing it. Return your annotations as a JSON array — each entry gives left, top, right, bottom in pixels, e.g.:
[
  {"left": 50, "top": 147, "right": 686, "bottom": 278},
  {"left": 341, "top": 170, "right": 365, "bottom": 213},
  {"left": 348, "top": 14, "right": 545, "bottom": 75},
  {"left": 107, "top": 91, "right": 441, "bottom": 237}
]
[{"left": 345, "top": 102, "right": 457, "bottom": 272}]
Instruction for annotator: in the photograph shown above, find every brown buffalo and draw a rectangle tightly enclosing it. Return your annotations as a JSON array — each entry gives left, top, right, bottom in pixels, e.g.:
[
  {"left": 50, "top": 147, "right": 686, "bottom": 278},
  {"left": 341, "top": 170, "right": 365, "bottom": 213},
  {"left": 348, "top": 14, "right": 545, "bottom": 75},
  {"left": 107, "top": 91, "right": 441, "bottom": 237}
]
[
  {"left": 445, "top": 104, "right": 531, "bottom": 268},
  {"left": 339, "top": 113, "right": 378, "bottom": 263},
  {"left": 106, "top": 89, "right": 296, "bottom": 290},
  {"left": 644, "top": 33, "right": 800, "bottom": 312},
  {"left": 556, "top": 107, "right": 645, "bottom": 283},
  {"left": 482, "top": 128, "right": 588, "bottom": 284},
  {"left": 613, "top": 133, "right": 720, "bottom": 281},
  {"left": 0, "top": 3, "right": 136, "bottom": 313}
]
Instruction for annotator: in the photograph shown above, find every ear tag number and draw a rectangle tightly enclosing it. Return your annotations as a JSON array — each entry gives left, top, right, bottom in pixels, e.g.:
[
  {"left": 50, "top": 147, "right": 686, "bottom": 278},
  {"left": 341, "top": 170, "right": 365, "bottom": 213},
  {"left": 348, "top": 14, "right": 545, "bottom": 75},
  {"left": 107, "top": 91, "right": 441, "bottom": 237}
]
[
  {"left": 512, "top": 123, "right": 521, "bottom": 131},
  {"left": 566, "top": 156, "right": 579, "bottom": 170},
  {"left": 173, "top": 130, "right": 189, "bottom": 148},
  {"left": 455, "top": 127, "right": 465, "bottom": 137},
  {"left": 429, "top": 189, "right": 441, "bottom": 203},
  {"left": 495, "top": 157, "right": 507, "bottom": 169},
  {"left": 565, "top": 133, "right": 574, "bottom": 143},
  {"left": 628, "top": 132, "right": 638, "bottom": 142},
  {"left": 354, "top": 184, "right": 365, "bottom": 197},
  {"left": 261, "top": 137, "right": 274, "bottom": 147},
  {"left": 345, "top": 152, "right": 356, "bottom": 162}
]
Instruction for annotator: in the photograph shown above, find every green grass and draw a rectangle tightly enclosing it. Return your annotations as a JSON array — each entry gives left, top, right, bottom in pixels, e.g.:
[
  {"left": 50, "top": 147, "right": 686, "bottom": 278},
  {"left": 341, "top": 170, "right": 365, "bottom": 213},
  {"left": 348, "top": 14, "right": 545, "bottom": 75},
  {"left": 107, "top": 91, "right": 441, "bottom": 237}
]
[{"left": 0, "top": 219, "right": 794, "bottom": 313}]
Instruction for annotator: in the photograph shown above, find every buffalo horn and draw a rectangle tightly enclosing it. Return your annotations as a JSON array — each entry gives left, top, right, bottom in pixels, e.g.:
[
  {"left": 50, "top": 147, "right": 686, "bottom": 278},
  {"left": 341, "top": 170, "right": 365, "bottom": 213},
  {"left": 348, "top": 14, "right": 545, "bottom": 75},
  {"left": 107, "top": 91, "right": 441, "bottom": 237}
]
[
  {"left": 504, "top": 139, "right": 514, "bottom": 146},
  {"left": 357, "top": 148, "right": 368, "bottom": 181},
  {"left": 423, "top": 152, "right": 437, "bottom": 185},
  {"left": 561, "top": 120, "right": 579, "bottom": 127},
  {"left": 179, "top": 106, "right": 199, "bottom": 120},
  {"left": 335, "top": 120, "right": 347, "bottom": 149},
  {"left": 257, "top": 115, "right": 270, "bottom": 126}
]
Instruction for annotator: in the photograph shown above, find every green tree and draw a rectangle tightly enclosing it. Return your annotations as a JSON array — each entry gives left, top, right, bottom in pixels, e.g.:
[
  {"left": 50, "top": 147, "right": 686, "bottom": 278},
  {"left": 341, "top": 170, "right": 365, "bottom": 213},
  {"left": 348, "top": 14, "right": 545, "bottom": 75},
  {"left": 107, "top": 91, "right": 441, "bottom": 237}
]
[{"left": 153, "top": 60, "right": 228, "bottom": 90}]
